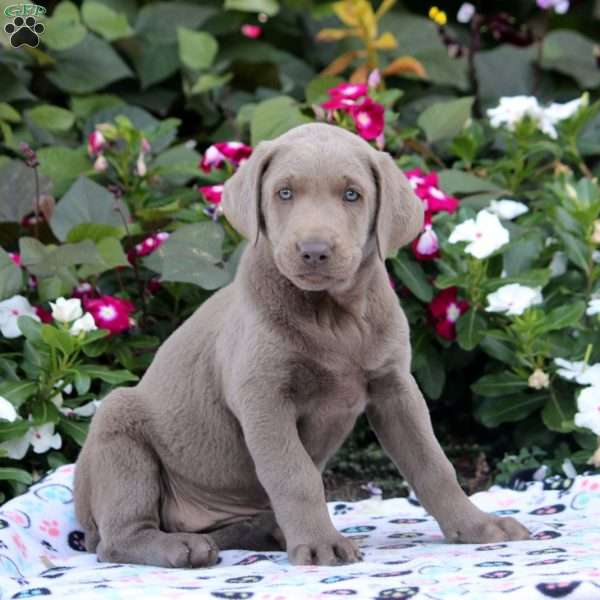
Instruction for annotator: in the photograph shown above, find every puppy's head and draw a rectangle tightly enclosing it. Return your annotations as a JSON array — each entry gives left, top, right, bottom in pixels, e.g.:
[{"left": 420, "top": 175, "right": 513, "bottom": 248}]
[{"left": 222, "top": 123, "right": 423, "bottom": 292}]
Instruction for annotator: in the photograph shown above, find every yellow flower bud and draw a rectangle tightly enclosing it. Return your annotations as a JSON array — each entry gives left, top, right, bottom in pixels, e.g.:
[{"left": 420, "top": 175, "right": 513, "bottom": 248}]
[{"left": 428, "top": 6, "right": 447, "bottom": 26}]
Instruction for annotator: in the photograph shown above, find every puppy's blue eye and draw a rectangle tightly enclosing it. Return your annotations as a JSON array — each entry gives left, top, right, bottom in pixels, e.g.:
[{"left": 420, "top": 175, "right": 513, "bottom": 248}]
[
  {"left": 344, "top": 188, "right": 360, "bottom": 202},
  {"left": 278, "top": 188, "right": 293, "bottom": 201}
]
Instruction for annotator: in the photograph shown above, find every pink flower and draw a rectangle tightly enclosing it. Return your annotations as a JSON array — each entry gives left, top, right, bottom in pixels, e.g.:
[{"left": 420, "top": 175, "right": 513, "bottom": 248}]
[
  {"left": 199, "top": 184, "right": 224, "bottom": 205},
  {"left": 349, "top": 97, "right": 385, "bottom": 141},
  {"left": 93, "top": 154, "right": 108, "bottom": 173},
  {"left": 141, "top": 138, "right": 151, "bottom": 154},
  {"left": 328, "top": 82, "right": 368, "bottom": 100},
  {"left": 368, "top": 69, "right": 381, "bottom": 90},
  {"left": 404, "top": 168, "right": 459, "bottom": 215},
  {"left": 130, "top": 232, "right": 169, "bottom": 260},
  {"left": 428, "top": 288, "right": 469, "bottom": 340},
  {"left": 412, "top": 222, "right": 440, "bottom": 261},
  {"left": 321, "top": 97, "right": 357, "bottom": 111},
  {"left": 87, "top": 130, "right": 105, "bottom": 157},
  {"left": 200, "top": 142, "right": 253, "bottom": 173},
  {"left": 8, "top": 253, "right": 21, "bottom": 267},
  {"left": 241, "top": 24, "right": 262, "bottom": 38},
  {"left": 72, "top": 282, "right": 96, "bottom": 302},
  {"left": 84, "top": 296, "right": 135, "bottom": 335}
]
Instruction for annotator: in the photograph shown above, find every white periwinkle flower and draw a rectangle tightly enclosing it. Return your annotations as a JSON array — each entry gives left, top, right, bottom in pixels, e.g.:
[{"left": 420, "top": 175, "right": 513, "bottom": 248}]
[
  {"left": 528, "top": 368, "right": 550, "bottom": 390},
  {"left": 554, "top": 358, "right": 600, "bottom": 387},
  {"left": 457, "top": 2, "right": 475, "bottom": 23},
  {"left": 50, "top": 297, "right": 83, "bottom": 323},
  {"left": 448, "top": 210, "right": 510, "bottom": 259},
  {"left": 0, "top": 295, "right": 40, "bottom": 338},
  {"left": 0, "top": 396, "right": 17, "bottom": 422},
  {"left": 486, "top": 284, "right": 543, "bottom": 316},
  {"left": 488, "top": 199, "right": 529, "bottom": 220},
  {"left": 70, "top": 312, "right": 98, "bottom": 336},
  {"left": 30, "top": 423, "right": 62, "bottom": 454},
  {"left": 574, "top": 387, "right": 600, "bottom": 436}
]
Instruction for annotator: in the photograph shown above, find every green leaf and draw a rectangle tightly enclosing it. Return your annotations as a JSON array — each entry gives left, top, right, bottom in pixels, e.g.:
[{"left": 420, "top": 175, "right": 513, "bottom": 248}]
[
  {"left": 437, "top": 169, "right": 504, "bottom": 195},
  {"left": 189, "top": 73, "right": 233, "bottom": 95},
  {"left": 70, "top": 94, "right": 125, "bottom": 119},
  {"left": 542, "top": 390, "right": 575, "bottom": 433},
  {"left": 476, "top": 393, "right": 547, "bottom": 427},
  {"left": 25, "top": 105, "right": 75, "bottom": 132},
  {"left": 79, "top": 365, "right": 138, "bottom": 384},
  {"left": 50, "top": 176, "right": 130, "bottom": 242},
  {"left": 455, "top": 309, "right": 486, "bottom": 351},
  {"left": 250, "top": 96, "right": 312, "bottom": 146},
  {"left": 0, "top": 420, "right": 31, "bottom": 443},
  {"left": 538, "top": 301, "right": 586, "bottom": 334},
  {"left": 305, "top": 76, "right": 343, "bottom": 105},
  {"left": 0, "top": 247, "right": 23, "bottom": 300},
  {"left": 542, "top": 30, "right": 600, "bottom": 89},
  {"left": 144, "top": 222, "right": 231, "bottom": 290},
  {"left": 415, "top": 346, "right": 445, "bottom": 400},
  {"left": 59, "top": 417, "right": 89, "bottom": 446},
  {"left": 471, "top": 372, "right": 528, "bottom": 397},
  {"left": 556, "top": 229, "right": 589, "bottom": 272},
  {"left": 73, "top": 370, "right": 91, "bottom": 395},
  {"left": 130, "top": 41, "right": 180, "bottom": 89},
  {"left": 224, "top": 0, "right": 279, "bottom": 15},
  {"left": 177, "top": 28, "right": 218, "bottom": 70},
  {"left": 0, "top": 103, "right": 21, "bottom": 123},
  {"left": 135, "top": 2, "right": 215, "bottom": 43},
  {"left": 417, "top": 97, "right": 474, "bottom": 144},
  {"left": 152, "top": 143, "right": 201, "bottom": 185},
  {"left": 391, "top": 253, "right": 433, "bottom": 302},
  {"left": 503, "top": 234, "right": 544, "bottom": 276},
  {"left": 41, "top": 325, "right": 75, "bottom": 356},
  {"left": 66, "top": 223, "right": 124, "bottom": 243},
  {"left": 43, "top": 1, "right": 87, "bottom": 50},
  {"left": 81, "top": 1, "right": 133, "bottom": 40},
  {"left": 37, "top": 146, "right": 92, "bottom": 197},
  {"left": 0, "top": 467, "right": 33, "bottom": 485},
  {"left": 78, "top": 237, "right": 129, "bottom": 278},
  {"left": 37, "top": 277, "right": 72, "bottom": 302},
  {"left": 486, "top": 269, "right": 551, "bottom": 291},
  {"left": 16, "top": 316, "right": 42, "bottom": 343},
  {"left": 30, "top": 399, "right": 61, "bottom": 425},
  {"left": 480, "top": 336, "right": 516, "bottom": 365},
  {"left": 0, "top": 380, "right": 37, "bottom": 408},
  {"left": 47, "top": 33, "right": 133, "bottom": 94}
]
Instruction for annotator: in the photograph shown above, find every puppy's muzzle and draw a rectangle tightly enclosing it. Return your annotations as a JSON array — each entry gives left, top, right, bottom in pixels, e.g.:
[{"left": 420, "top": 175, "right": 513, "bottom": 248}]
[{"left": 296, "top": 239, "right": 332, "bottom": 267}]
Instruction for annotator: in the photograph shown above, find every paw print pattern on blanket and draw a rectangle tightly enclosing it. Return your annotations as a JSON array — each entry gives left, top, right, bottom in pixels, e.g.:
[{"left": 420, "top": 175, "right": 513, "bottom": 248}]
[{"left": 0, "top": 467, "right": 600, "bottom": 599}]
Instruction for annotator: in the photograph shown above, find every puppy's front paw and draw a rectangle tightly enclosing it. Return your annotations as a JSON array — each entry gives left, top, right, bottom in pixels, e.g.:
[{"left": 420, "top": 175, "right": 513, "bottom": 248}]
[
  {"left": 445, "top": 515, "right": 530, "bottom": 544},
  {"left": 289, "top": 535, "right": 362, "bottom": 566}
]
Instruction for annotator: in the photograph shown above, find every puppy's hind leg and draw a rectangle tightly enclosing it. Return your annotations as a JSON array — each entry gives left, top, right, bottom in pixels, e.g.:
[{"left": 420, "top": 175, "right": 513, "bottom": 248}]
[{"left": 76, "top": 400, "right": 219, "bottom": 568}]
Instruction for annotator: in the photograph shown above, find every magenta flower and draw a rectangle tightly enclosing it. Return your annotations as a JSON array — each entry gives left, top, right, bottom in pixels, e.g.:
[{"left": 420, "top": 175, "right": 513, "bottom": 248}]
[
  {"left": 428, "top": 288, "right": 469, "bottom": 340},
  {"left": 200, "top": 142, "right": 253, "bottom": 173},
  {"left": 72, "top": 282, "right": 96, "bottom": 302},
  {"left": 404, "top": 168, "right": 459, "bottom": 215},
  {"left": 8, "top": 253, "right": 21, "bottom": 267},
  {"left": 133, "top": 232, "right": 169, "bottom": 259},
  {"left": 199, "top": 184, "right": 224, "bottom": 205},
  {"left": 241, "top": 24, "right": 262, "bottom": 38},
  {"left": 87, "top": 130, "right": 105, "bottom": 157},
  {"left": 321, "top": 97, "right": 357, "bottom": 111},
  {"left": 328, "top": 82, "right": 368, "bottom": 100},
  {"left": 349, "top": 97, "right": 385, "bottom": 141},
  {"left": 84, "top": 296, "right": 135, "bottom": 335},
  {"left": 412, "top": 223, "right": 440, "bottom": 261}
]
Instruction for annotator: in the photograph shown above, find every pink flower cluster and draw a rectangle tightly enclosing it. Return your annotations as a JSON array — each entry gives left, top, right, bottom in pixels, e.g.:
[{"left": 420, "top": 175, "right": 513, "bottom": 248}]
[
  {"left": 198, "top": 184, "right": 224, "bottom": 205},
  {"left": 428, "top": 287, "right": 469, "bottom": 340},
  {"left": 405, "top": 168, "right": 459, "bottom": 262},
  {"left": 84, "top": 295, "right": 135, "bottom": 335},
  {"left": 126, "top": 231, "right": 169, "bottom": 264},
  {"left": 321, "top": 82, "right": 385, "bottom": 142},
  {"left": 200, "top": 142, "right": 252, "bottom": 173}
]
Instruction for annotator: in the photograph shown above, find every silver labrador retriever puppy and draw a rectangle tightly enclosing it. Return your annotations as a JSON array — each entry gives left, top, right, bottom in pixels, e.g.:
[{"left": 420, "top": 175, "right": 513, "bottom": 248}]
[{"left": 74, "top": 122, "right": 529, "bottom": 568}]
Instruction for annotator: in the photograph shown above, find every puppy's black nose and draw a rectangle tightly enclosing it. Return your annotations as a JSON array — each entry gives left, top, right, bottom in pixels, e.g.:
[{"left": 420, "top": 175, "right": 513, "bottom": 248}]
[{"left": 297, "top": 240, "right": 332, "bottom": 266}]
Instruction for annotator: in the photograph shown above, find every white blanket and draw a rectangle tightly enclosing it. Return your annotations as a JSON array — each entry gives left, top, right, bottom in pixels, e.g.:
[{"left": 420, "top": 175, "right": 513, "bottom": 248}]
[{"left": 1, "top": 465, "right": 599, "bottom": 599}]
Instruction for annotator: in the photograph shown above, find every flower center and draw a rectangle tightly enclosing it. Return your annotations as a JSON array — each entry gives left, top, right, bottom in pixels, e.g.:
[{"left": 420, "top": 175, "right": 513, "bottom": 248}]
[
  {"left": 446, "top": 303, "right": 461, "bottom": 323},
  {"left": 357, "top": 113, "right": 371, "bottom": 127},
  {"left": 98, "top": 306, "right": 118, "bottom": 321},
  {"left": 10, "top": 309, "right": 20, "bottom": 316}
]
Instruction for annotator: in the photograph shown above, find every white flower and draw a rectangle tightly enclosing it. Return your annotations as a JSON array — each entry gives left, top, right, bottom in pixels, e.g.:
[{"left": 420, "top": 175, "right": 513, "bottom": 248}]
[
  {"left": 545, "top": 97, "right": 583, "bottom": 123},
  {"left": 136, "top": 153, "right": 147, "bottom": 177},
  {"left": 587, "top": 299, "right": 600, "bottom": 316},
  {"left": 93, "top": 154, "right": 108, "bottom": 173},
  {"left": 30, "top": 423, "right": 62, "bottom": 454},
  {"left": 486, "top": 283, "right": 543, "bottom": 316},
  {"left": 488, "top": 199, "right": 529, "bottom": 220},
  {"left": 50, "top": 297, "right": 83, "bottom": 323},
  {"left": 448, "top": 210, "right": 510, "bottom": 259},
  {"left": 60, "top": 400, "right": 101, "bottom": 418},
  {"left": 487, "top": 96, "right": 541, "bottom": 131},
  {"left": 0, "top": 430, "right": 31, "bottom": 460},
  {"left": 549, "top": 251, "right": 568, "bottom": 278},
  {"left": 574, "top": 386, "right": 600, "bottom": 436},
  {"left": 554, "top": 358, "right": 600, "bottom": 387},
  {"left": 528, "top": 369, "right": 550, "bottom": 390},
  {"left": 69, "top": 312, "right": 98, "bottom": 336},
  {"left": 0, "top": 396, "right": 17, "bottom": 422},
  {"left": 457, "top": 2, "right": 475, "bottom": 23},
  {"left": 0, "top": 295, "right": 40, "bottom": 338}
]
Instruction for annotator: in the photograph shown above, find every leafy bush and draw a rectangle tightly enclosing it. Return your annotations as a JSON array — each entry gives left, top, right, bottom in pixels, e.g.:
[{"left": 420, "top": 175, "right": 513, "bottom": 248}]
[{"left": 1, "top": 0, "right": 600, "bottom": 500}]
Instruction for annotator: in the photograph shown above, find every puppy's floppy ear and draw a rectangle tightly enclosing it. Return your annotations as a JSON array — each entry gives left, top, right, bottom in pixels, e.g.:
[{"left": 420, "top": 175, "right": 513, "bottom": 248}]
[
  {"left": 371, "top": 150, "right": 424, "bottom": 260},
  {"left": 221, "top": 140, "right": 276, "bottom": 244}
]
